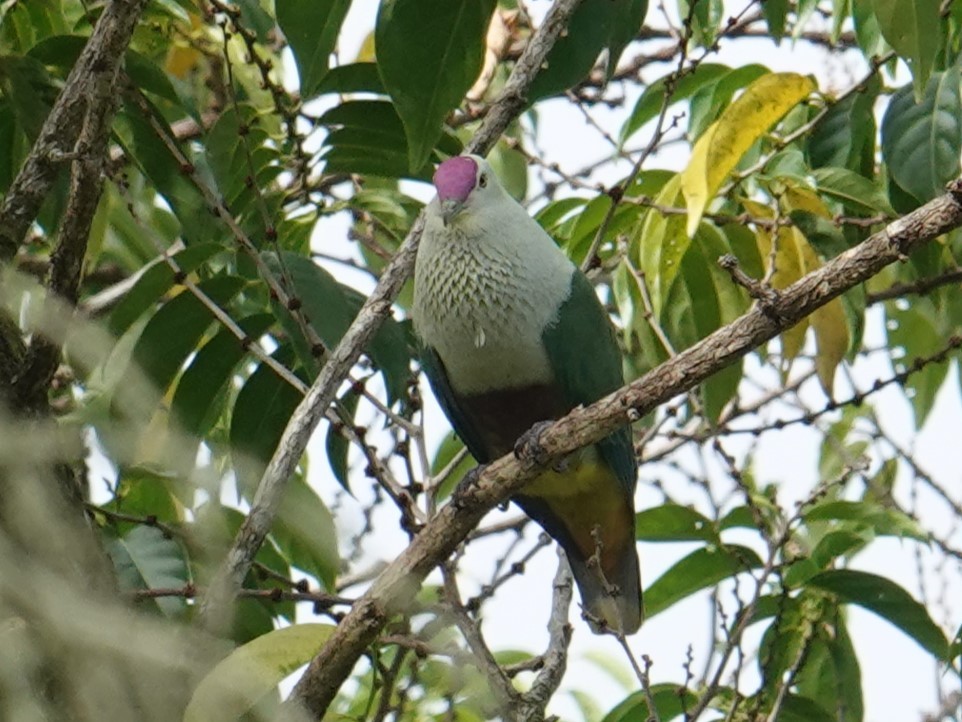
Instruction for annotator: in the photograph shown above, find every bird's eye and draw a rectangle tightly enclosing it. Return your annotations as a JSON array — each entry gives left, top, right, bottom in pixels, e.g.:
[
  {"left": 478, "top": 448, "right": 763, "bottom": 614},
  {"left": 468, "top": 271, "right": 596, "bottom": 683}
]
[{"left": 478, "top": 173, "right": 488, "bottom": 188}]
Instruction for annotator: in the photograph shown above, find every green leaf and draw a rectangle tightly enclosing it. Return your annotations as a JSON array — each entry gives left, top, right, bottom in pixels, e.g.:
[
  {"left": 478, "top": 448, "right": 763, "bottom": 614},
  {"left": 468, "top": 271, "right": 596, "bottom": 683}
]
[
  {"left": 171, "top": 313, "right": 275, "bottom": 441},
  {"left": 430, "top": 432, "right": 475, "bottom": 501},
  {"left": 871, "top": 0, "right": 940, "bottom": 98},
  {"left": 762, "top": 0, "right": 788, "bottom": 39},
  {"left": 635, "top": 504, "right": 717, "bottom": 542},
  {"left": 564, "top": 193, "right": 612, "bottom": 264},
  {"left": 601, "top": 683, "right": 698, "bottom": 722},
  {"left": 265, "top": 252, "right": 411, "bottom": 405},
  {"left": 29, "top": 35, "right": 181, "bottom": 104},
  {"left": 116, "top": 98, "right": 221, "bottom": 244},
  {"left": 320, "top": 100, "right": 461, "bottom": 178},
  {"left": 105, "top": 467, "right": 184, "bottom": 532},
  {"left": 276, "top": 0, "right": 351, "bottom": 96},
  {"left": 313, "top": 62, "right": 385, "bottom": 97},
  {"left": 184, "top": 624, "right": 335, "bottom": 722},
  {"left": 115, "top": 275, "right": 246, "bottom": 419},
  {"left": 535, "top": 197, "right": 589, "bottom": 233},
  {"left": 803, "top": 500, "right": 927, "bottom": 541},
  {"left": 527, "top": 0, "right": 620, "bottom": 102},
  {"left": 273, "top": 476, "right": 340, "bottom": 591},
  {"left": 881, "top": 69, "right": 962, "bottom": 204},
  {"left": 376, "top": 0, "right": 496, "bottom": 170},
  {"left": 107, "top": 525, "right": 188, "bottom": 617},
  {"left": 680, "top": 0, "right": 724, "bottom": 46},
  {"left": 807, "top": 529, "right": 872, "bottom": 573},
  {"left": 635, "top": 173, "right": 686, "bottom": 315},
  {"left": 719, "top": 505, "right": 756, "bottom": 530},
  {"left": 107, "top": 243, "right": 224, "bottom": 336},
  {"left": 606, "top": 0, "right": 649, "bottom": 76},
  {"left": 949, "top": 621, "right": 961, "bottom": 660},
  {"left": 806, "top": 77, "right": 879, "bottom": 172},
  {"left": 807, "top": 569, "right": 949, "bottom": 659},
  {"left": 775, "top": 694, "right": 837, "bottom": 722},
  {"left": 812, "top": 166, "right": 895, "bottom": 216},
  {"left": 205, "top": 104, "right": 277, "bottom": 210},
  {"left": 853, "top": 0, "right": 886, "bottom": 57},
  {"left": 644, "top": 544, "right": 763, "bottom": 618},
  {"left": 687, "top": 223, "right": 746, "bottom": 419},
  {"left": 795, "top": 612, "right": 863, "bottom": 722},
  {"left": 788, "top": 211, "right": 849, "bottom": 261},
  {"left": 620, "top": 63, "right": 730, "bottom": 146},
  {"left": 230, "top": 346, "right": 304, "bottom": 496},
  {"left": 325, "top": 389, "right": 359, "bottom": 493},
  {"left": 0, "top": 54, "right": 58, "bottom": 140},
  {"left": 885, "top": 298, "right": 948, "bottom": 427}
]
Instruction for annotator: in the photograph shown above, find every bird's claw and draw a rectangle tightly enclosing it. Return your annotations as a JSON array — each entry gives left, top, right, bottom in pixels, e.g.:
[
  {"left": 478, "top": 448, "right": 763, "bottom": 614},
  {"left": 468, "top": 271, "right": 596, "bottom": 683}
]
[
  {"left": 452, "top": 464, "right": 486, "bottom": 510},
  {"left": 514, "top": 420, "right": 555, "bottom": 468}
]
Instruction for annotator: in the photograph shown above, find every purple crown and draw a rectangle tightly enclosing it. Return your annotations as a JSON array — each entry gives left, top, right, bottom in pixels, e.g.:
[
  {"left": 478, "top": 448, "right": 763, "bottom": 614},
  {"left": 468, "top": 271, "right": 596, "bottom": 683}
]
[{"left": 433, "top": 156, "right": 477, "bottom": 203}]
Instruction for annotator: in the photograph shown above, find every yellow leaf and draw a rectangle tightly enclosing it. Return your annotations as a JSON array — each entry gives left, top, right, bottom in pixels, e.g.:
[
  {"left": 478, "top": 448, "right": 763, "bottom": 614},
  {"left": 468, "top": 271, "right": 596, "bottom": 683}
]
[
  {"left": 681, "top": 73, "right": 817, "bottom": 236},
  {"left": 165, "top": 13, "right": 204, "bottom": 79},
  {"left": 782, "top": 182, "right": 831, "bottom": 218},
  {"left": 165, "top": 42, "right": 203, "bottom": 79},
  {"left": 634, "top": 174, "right": 686, "bottom": 316},
  {"left": 745, "top": 198, "right": 808, "bottom": 364},
  {"left": 797, "top": 236, "right": 849, "bottom": 395},
  {"left": 356, "top": 30, "right": 376, "bottom": 62},
  {"left": 774, "top": 229, "right": 807, "bottom": 363}
]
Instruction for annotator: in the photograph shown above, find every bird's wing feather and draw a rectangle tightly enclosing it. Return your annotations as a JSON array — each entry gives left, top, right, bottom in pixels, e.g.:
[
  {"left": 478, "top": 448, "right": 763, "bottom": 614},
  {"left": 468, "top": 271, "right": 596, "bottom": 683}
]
[
  {"left": 419, "top": 343, "right": 493, "bottom": 463},
  {"left": 541, "top": 269, "right": 637, "bottom": 494}
]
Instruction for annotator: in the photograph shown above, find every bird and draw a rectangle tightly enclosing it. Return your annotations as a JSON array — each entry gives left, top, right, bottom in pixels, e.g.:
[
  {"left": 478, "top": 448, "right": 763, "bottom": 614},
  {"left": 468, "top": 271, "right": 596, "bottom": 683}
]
[{"left": 412, "top": 154, "right": 642, "bottom": 634}]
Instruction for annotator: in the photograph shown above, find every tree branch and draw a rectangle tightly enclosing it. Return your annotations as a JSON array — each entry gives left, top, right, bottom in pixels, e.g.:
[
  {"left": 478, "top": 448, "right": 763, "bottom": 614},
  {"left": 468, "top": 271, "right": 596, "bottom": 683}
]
[
  {"left": 196, "top": 0, "right": 589, "bottom": 637},
  {"left": 0, "top": 0, "right": 149, "bottom": 261},
  {"left": 13, "top": 27, "right": 128, "bottom": 411},
  {"left": 283, "top": 180, "right": 962, "bottom": 717}
]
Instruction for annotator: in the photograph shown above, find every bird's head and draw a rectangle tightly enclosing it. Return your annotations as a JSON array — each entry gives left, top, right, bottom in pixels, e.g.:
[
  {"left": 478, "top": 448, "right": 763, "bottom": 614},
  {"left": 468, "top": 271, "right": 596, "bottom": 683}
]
[{"left": 432, "top": 154, "right": 498, "bottom": 227}]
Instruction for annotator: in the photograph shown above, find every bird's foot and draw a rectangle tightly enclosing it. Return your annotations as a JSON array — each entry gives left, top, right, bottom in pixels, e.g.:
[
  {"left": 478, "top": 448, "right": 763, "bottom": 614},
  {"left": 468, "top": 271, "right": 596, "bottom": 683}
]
[
  {"left": 513, "top": 420, "right": 555, "bottom": 469},
  {"left": 452, "top": 464, "right": 487, "bottom": 510}
]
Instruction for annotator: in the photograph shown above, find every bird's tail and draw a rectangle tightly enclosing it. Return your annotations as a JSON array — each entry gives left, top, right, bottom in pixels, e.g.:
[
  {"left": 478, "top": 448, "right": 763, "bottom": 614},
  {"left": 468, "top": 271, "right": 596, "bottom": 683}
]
[
  {"left": 567, "top": 538, "right": 643, "bottom": 635},
  {"left": 514, "top": 491, "right": 643, "bottom": 635}
]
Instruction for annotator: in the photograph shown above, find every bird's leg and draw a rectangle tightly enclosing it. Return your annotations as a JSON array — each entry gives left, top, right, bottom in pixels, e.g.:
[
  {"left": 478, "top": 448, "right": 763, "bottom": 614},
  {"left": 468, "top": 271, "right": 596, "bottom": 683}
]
[
  {"left": 451, "top": 463, "right": 488, "bottom": 510},
  {"left": 514, "top": 420, "right": 565, "bottom": 471}
]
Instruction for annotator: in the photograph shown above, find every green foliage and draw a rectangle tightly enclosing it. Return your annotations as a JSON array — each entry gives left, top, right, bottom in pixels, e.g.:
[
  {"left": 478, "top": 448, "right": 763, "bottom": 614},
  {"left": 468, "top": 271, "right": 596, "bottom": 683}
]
[
  {"left": 376, "top": 0, "right": 496, "bottom": 170},
  {"left": 528, "top": 0, "right": 649, "bottom": 101},
  {"left": 185, "top": 623, "right": 335, "bottom": 722},
  {"left": 881, "top": 68, "right": 962, "bottom": 204},
  {"left": 276, "top": 0, "right": 351, "bottom": 97}
]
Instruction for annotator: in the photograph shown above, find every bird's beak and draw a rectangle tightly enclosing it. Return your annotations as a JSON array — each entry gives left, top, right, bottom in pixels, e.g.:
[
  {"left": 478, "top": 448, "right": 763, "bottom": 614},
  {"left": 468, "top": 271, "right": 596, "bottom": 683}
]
[{"left": 440, "top": 198, "right": 464, "bottom": 227}]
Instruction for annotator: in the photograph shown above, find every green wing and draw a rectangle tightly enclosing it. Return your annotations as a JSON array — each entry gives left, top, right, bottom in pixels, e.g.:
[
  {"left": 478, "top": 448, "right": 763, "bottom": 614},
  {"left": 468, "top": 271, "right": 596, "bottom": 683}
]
[
  {"left": 541, "top": 269, "right": 637, "bottom": 494},
  {"left": 419, "top": 344, "right": 493, "bottom": 463}
]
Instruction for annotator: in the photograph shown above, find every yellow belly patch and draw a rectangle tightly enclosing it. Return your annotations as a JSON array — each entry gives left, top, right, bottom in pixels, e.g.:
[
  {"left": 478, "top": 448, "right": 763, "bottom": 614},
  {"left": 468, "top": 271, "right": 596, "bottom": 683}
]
[
  {"left": 521, "top": 450, "right": 632, "bottom": 578},
  {"left": 523, "top": 448, "right": 609, "bottom": 499}
]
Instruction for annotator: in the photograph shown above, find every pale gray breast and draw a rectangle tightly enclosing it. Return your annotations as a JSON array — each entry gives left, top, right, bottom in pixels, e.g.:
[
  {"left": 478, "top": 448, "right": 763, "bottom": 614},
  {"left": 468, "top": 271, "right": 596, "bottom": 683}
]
[{"left": 414, "top": 225, "right": 572, "bottom": 395}]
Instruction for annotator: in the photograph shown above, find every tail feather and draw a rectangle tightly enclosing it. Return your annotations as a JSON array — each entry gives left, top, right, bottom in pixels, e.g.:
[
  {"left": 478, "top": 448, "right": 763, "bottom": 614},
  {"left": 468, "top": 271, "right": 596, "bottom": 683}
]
[
  {"left": 515, "top": 491, "right": 643, "bottom": 635},
  {"left": 567, "top": 539, "right": 643, "bottom": 635}
]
